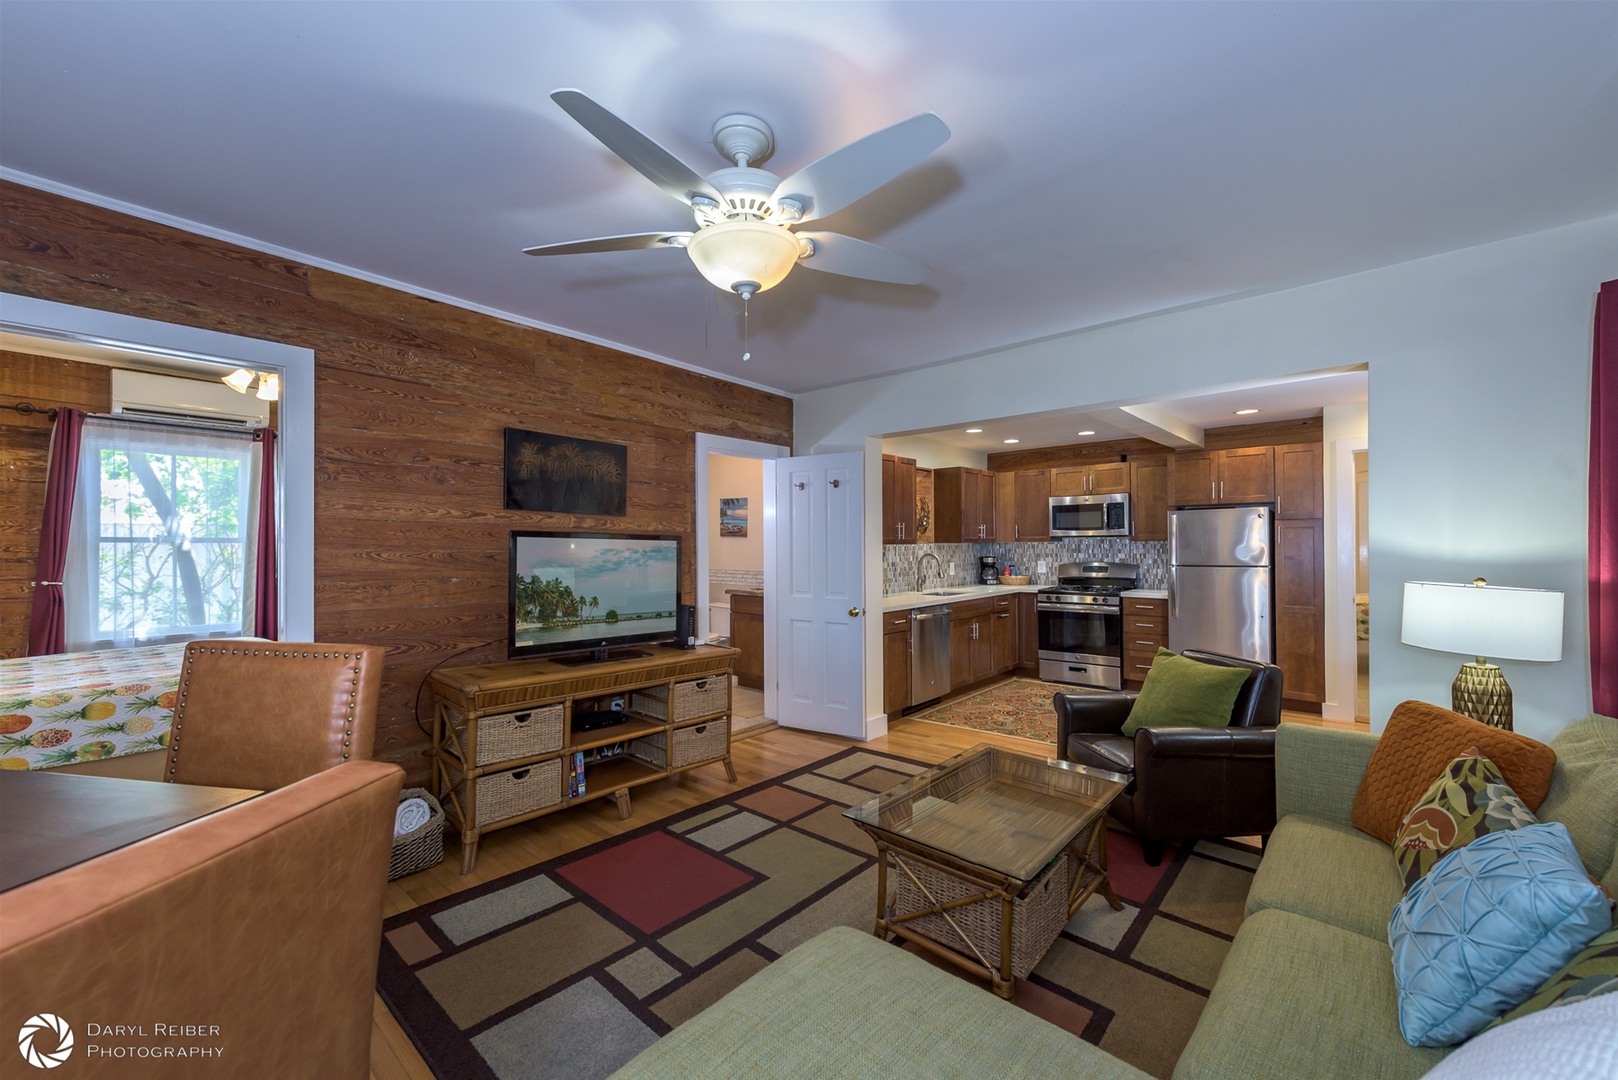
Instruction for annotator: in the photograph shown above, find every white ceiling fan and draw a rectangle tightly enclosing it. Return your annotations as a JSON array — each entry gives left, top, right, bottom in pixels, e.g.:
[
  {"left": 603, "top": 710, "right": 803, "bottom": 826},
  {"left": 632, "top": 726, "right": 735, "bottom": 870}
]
[{"left": 524, "top": 90, "right": 950, "bottom": 300}]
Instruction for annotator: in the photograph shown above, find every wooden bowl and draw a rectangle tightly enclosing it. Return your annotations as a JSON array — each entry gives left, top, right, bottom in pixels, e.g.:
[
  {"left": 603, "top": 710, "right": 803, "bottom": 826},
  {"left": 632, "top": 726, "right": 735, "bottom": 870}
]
[{"left": 1001, "top": 575, "right": 1031, "bottom": 586}]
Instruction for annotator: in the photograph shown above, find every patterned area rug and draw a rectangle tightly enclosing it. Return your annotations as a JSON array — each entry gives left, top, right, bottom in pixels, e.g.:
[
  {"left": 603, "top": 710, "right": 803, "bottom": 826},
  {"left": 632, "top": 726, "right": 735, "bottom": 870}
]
[
  {"left": 907, "top": 676, "right": 1092, "bottom": 743},
  {"left": 377, "top": 747, "right": 1259, "bottom": 1080}
]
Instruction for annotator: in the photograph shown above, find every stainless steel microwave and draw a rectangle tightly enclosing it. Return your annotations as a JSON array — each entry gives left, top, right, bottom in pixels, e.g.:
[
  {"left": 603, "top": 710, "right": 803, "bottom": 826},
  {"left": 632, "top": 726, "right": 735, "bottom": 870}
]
[{"left": 1050, "top": 493, "right": 1131, "bottom": 537}]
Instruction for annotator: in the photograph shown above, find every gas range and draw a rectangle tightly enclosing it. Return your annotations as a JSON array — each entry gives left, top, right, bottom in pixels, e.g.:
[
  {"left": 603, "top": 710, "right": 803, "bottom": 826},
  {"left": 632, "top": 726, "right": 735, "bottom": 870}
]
[{"left": 1036, "top": 562, "right": 1138, "bottom": 690}]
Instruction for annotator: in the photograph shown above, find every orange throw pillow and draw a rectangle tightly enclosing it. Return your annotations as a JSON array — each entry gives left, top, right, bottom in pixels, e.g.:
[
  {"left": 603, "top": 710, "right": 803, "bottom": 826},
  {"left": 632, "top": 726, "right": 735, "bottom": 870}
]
[{"left": 1351, "top": 700, "right": 1558, "bottom": 844}]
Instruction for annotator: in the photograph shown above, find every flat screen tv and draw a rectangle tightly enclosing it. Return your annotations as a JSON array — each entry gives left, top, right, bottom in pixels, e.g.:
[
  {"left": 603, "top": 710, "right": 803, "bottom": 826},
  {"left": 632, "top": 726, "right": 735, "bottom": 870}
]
[{"left": 508, "top": 531, "right": 681, "bottom": 662}]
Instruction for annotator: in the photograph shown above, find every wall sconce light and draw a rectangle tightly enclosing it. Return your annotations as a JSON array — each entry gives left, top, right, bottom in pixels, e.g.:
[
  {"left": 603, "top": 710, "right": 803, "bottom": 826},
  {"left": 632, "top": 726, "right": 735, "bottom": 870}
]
[
  {"left": 1400, "top": 578, "right": 1564, "bottom": 730},
  {"left": 222, "top": 368, "right": 279, "bottom": 402}
]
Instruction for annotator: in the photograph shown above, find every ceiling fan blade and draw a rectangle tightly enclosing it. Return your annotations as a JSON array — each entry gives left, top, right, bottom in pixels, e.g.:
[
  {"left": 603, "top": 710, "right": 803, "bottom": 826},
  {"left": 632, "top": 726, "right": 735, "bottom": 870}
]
[
  {"left": 771, "top": 113, "right": 949, "bottom": 224},
  {"left": 522, "top": 231, "right": 691, "bottom": 257},
  {"left": 794, "top": 231, "right": 929, "bottom": 285},
  {"left": 551, "top": 89, "right": 727, "bottom": 208}
]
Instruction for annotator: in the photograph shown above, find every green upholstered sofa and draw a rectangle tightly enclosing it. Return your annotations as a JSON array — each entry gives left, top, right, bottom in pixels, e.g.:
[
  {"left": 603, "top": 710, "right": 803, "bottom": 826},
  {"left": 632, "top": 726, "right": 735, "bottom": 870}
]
[{"left": 612, "top": 715, "right": 1618, "bottom": 1080}]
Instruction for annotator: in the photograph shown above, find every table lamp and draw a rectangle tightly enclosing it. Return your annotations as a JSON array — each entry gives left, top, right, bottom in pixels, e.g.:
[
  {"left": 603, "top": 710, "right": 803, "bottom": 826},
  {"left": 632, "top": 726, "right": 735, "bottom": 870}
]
[{"left": 1400, "top": 578, "right": 1564, "bottom": 730}]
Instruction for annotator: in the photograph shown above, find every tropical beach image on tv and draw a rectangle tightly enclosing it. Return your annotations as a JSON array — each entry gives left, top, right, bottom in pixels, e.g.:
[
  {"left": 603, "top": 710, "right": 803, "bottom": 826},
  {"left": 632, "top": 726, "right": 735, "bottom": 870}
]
[{"left": 509, "top": 532, "right": 680, "bottom": 658}]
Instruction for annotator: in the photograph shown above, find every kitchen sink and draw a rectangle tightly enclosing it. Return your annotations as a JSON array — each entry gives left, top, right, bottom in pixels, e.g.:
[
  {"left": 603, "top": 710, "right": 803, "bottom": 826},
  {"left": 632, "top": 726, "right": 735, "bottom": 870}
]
[{"left": 922, "top": 590, "right": 965, "bottom": 596}]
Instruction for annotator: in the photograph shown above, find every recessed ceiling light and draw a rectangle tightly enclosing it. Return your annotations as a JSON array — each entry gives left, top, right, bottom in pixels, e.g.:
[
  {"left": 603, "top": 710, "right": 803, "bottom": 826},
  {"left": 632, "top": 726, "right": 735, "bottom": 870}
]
[
  {"left": 965, "top": 428, "right": 983, "bottom": 433},
  {"left": 1077, "top": 430, "right": 1096, "bottom": 436},
  {"left": 1003, "top": 438, "right": 1020, "bottom": 444},
  {"left": 1235, "top": 408, "right": 1260, "bottom": 415}
]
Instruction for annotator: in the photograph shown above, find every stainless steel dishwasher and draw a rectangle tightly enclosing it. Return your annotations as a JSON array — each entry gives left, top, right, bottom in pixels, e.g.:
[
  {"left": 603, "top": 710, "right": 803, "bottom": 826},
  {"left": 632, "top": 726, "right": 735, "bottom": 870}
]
[{"left": 910, "top": 605, "right": 951, "bottom": 706}]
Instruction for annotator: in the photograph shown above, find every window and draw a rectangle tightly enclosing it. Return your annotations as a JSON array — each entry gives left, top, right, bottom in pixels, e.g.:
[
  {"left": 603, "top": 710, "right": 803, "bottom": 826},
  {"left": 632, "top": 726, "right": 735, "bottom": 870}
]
[{"left": 64, "top": 418, "right": 265, "bottom": 650}]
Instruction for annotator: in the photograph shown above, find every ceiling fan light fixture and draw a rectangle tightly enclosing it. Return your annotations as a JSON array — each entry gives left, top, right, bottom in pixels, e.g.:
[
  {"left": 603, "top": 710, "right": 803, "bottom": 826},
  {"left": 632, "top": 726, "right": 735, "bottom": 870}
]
[{"left": 686, "top": 220, "right": 802, "bottom": 296}]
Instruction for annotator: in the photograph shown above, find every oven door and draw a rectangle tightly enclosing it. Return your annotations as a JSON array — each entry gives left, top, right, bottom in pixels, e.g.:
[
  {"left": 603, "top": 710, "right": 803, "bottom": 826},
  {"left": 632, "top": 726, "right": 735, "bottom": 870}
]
[
  {"left": 1037, "top": 603, "right": 1122, "bottom": 666},
  {"left": 1049, "top": 494, "right": 1130, "bottom": 537}
]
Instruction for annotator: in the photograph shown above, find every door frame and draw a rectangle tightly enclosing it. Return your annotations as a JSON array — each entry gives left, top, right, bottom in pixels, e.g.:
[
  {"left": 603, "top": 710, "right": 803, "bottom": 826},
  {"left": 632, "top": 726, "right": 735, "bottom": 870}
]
[
  {"left": 694, "top": 433, "right": 790, "bottom": 712},
  {"left": 1323, "top": 435, "right": 1369, "bottom": 721}
]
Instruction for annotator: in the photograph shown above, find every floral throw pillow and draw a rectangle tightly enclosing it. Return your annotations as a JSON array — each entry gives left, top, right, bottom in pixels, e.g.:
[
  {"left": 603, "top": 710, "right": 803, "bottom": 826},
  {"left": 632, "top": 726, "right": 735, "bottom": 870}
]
[{"left": 1394, "top": 747, "right": 1538, "bottom": 892}]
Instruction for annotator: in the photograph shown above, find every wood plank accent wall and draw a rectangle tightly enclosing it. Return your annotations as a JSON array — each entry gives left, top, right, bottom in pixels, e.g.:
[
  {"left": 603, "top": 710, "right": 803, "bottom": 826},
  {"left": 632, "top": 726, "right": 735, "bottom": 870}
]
[
  {"left": 986, "top": 416, "right": 1323, "bottom": 472},
  {"left": 0, "top": 181, "right": 794, "bottom": 782},
  {"left": 0, "top": 353, "right": 111, "bottom": 658}
]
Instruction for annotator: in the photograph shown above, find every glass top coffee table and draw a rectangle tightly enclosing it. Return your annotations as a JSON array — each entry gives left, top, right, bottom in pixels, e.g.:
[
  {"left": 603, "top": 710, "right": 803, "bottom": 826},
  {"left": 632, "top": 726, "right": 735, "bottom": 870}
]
[{"left": 843, "top": 743, "right": 1128, "bottom": 998}]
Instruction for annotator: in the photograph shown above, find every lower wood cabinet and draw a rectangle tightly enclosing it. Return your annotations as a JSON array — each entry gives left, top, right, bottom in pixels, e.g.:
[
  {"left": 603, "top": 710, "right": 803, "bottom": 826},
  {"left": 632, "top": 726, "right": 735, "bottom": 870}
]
[
  {"left": 883, "top": 609, "right": 911, "bottom": 717},
  {"left": 1121, "top": 596, "right": 1168, "bottom": 686},
  {"left": 1275, "top": 518, "right": 1326, "bottom": 705},
  {"left": 991, "top": 596, "right": 1016, "bottom": 673},
  {"left": 1016, "top": 593, "right": 1039, "bottom": 670},
  {"left": 730, "top": 591, "right": 764, "bottom": 690}
]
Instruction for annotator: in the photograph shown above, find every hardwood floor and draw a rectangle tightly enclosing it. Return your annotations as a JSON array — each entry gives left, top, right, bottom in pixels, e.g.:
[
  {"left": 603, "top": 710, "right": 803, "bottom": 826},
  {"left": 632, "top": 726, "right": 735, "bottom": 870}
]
[{"left": 367, "top": 712, "right": 1362, "bottom": 1078}]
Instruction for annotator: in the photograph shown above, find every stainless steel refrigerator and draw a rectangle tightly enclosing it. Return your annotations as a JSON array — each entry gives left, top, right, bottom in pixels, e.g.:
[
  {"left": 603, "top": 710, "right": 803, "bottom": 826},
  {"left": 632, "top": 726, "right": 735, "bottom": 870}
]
[{"left": 1168, "top": 505, "right": 1274, "bottom": 662}]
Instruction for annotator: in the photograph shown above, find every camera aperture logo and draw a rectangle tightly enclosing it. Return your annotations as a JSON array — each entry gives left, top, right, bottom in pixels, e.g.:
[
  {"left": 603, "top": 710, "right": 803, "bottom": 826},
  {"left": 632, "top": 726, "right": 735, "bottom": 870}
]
[{"left": 18, "top": 1014, "right": 73, "bottom": 1069}]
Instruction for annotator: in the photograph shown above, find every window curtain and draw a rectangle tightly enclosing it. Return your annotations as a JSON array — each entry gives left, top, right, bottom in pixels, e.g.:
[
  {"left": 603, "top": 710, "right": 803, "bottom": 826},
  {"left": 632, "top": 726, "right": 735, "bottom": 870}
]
[
  {"left": 26, "top": 407, "right": 85, "bottom": 656},
  {"left": 1593, "top": 279, "right": 1617, "bottom": 717},
  {"left": 63, "top": 418, "right": 255, "bottom": 652},
  {"left": 248, "top": 427, "right": 279, "bottom": 640}
]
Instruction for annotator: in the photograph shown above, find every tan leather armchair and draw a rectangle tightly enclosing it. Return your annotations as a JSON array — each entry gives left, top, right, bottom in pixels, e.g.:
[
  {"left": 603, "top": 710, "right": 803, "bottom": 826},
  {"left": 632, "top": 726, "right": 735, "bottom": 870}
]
[
  {"left": 165, "top": 641, "right": 385, "bottom": 791},
  {"left": 0, "top": 759, "right": 404, "bottom": 1079}
]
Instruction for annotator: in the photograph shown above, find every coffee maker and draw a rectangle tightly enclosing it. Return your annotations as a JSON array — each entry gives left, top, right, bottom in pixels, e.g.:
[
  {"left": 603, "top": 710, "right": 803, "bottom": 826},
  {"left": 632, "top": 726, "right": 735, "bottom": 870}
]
[{"left": 979, "top": 555, "right": 1000, "bottom": 585}]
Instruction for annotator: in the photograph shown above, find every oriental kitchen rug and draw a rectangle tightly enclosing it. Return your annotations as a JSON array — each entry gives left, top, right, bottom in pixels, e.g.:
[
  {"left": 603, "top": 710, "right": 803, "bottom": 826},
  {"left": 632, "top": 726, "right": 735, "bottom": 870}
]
[
  {"left": 906, "top": 676, "right": 1090, "bottom": 743},
  {"left": 377, "top": 747, "right": 1261, "bottom": 1080}
]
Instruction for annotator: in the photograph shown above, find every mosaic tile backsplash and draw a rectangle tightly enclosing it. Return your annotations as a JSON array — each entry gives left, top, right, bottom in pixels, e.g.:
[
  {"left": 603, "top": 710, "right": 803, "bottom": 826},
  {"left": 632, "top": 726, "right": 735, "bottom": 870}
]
[{"left": 883, "top": 539, "right": 1168, "bottom": 593}]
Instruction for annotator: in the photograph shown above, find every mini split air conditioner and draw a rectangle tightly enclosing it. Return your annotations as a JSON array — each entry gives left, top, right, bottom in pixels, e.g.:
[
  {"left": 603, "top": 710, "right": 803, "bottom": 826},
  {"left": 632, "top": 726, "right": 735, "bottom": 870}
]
[{"left": 111, "top": 370, "right": 270, "bottom": 427}]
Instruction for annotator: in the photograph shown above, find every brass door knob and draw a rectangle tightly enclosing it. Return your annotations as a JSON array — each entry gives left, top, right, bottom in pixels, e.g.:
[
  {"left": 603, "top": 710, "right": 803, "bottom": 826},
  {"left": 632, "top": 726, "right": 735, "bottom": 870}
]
[{"left": 848, "top": 606, "right": 862, "bottom": 618}]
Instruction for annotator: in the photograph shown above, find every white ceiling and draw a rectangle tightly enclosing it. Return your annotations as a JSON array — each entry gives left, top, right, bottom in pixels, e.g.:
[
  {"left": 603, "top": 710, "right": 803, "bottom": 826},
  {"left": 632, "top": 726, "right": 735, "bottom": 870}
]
[{"left": 1, "top": 2, "right": 1614, "bottom": 400}]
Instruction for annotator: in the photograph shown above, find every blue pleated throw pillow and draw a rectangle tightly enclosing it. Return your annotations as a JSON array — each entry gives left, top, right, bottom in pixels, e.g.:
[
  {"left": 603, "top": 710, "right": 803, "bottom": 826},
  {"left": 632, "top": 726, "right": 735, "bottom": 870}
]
[{"left": 1388, "top": 821, "right": 1612, "bottom": 1047}]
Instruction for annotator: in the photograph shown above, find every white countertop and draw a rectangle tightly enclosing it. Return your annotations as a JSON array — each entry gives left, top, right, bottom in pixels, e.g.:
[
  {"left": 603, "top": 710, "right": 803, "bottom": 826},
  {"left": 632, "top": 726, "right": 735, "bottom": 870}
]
[
  {"left": 881, "top": 583, "right": 1043, "bottom": 612},
  {"left": 1122, "top": 588, "right": 1168, "bottom": 600}
]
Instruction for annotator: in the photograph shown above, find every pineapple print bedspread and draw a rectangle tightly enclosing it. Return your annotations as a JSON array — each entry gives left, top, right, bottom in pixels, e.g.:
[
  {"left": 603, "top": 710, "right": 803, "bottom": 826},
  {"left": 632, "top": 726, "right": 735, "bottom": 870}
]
[{"left": 0, "top": 644, "right": 185, "bottom": 770}]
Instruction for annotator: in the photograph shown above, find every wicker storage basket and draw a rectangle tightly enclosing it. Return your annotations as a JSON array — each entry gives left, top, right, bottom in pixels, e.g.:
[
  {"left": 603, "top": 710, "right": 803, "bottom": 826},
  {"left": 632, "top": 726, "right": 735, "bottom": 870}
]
[
  {"left": 388, "top": 788, "right": 445, "bottom": 881},
  {"left": 893, "top": 850, "right": 1074, "bottom": 980},
  {"left": 472, "top": 758, "right": 563, "bottom": 827},
  {"left": 631, "top": 677, "right": 727, "bottom": 722},
  {"left": 444, "top": 703, "right": 564, "bottom": 766},
  {"left": 630, "top": 718, "right": 730, "bottom": 770}
]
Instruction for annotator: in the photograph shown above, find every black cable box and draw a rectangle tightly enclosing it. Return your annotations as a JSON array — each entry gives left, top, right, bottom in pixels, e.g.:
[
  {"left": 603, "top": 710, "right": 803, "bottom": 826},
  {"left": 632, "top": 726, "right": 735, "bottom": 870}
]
[{"left": 573, "top": 710, "right": 629, "bottom": 732}]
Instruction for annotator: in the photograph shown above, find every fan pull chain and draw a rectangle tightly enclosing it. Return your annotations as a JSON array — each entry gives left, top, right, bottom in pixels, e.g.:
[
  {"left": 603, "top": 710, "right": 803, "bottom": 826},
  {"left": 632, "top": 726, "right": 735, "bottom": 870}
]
[{"left": 741, "top": 294, "right": 750, "bottom": 362}]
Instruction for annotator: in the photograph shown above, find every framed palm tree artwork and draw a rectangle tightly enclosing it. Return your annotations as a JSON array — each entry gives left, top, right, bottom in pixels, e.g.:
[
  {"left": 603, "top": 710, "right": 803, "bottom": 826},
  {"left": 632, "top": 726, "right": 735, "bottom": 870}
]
[{"left": 504, "top": 428, "right": 627, "bottom": 515}]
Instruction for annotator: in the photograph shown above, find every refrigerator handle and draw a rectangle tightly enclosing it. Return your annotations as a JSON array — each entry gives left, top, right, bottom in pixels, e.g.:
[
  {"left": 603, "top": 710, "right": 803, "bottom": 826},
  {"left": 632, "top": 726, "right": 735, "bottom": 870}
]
[{"left": 1168, "top": 565, "right": 1178, "bottom": 619}]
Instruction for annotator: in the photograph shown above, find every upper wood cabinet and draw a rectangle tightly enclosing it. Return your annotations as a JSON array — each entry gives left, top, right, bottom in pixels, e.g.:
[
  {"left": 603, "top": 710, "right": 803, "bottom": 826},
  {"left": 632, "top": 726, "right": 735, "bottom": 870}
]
[
  {"left": 990, "top": 469, "right": 1051, "bottom": 542},
  {"left": 1050, "top": 461, "right": 1129, "bottom": 496},
  {"left": 1129, "top": 456, "right": 1169, "bottom": 541},
  {"left": 881, "top": 454, "right": 917, "bottom": 544},
  {"left": 1275, "top": 443, "right": 1323, "bottom": 519},
  {"left": 935, "top": 467, "right": 996, "bottom": 541},
  {"left": 1170, "top": 447, "right": 1275, "bottom": 506}
]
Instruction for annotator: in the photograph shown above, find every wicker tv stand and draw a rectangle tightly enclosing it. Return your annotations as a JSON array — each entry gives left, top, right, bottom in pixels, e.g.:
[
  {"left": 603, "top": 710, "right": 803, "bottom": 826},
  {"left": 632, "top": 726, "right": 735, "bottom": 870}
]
[{"left": 428, "top": 645, "right": 738, "bottom": 874}]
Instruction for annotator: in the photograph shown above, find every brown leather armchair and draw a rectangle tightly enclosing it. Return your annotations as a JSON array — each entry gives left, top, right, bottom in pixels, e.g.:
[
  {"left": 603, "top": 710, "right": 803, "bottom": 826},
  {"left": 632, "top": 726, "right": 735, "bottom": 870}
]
[
  {"left": 1055, "top": 649, "right": 1283, "bottom": 864},
  {"left": 166, "top": 641, "right": 385, "bottom": 791}
]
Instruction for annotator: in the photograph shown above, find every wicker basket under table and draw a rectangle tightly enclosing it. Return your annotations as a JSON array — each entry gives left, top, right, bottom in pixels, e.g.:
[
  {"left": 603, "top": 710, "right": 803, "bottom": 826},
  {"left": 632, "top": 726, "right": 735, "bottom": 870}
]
[{"left": 389, "top": 788, "right": 446, "bottom": 881}]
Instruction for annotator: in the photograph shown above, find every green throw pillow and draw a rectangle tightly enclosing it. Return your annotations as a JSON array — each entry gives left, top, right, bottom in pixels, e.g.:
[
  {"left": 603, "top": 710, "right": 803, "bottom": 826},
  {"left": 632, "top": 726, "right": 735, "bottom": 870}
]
[
  {"left": 1485, "top": 926, "right": 1618, "bottom": 1029},
  {"left": 1393, "top": 747, "right": 1538, "bottom": 892},
  {"left": 1120, "top": 649, "right": 1251, "bottom": 736}
]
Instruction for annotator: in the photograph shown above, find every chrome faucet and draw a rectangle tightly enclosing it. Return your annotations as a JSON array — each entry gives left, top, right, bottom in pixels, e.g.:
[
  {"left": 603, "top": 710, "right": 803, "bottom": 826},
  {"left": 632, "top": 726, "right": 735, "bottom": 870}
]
[{"left": 915, "top": 552, "right": 942, "bottom": 592}]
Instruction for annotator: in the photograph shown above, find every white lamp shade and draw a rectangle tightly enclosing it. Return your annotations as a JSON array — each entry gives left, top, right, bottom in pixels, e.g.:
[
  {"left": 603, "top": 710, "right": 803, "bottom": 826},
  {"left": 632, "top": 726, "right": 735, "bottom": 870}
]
[
  {"left": 255, "top": 372, "right": 280, "bottom": 401},
  {"left": 222, "top": 367, "right": 255, "bottom": 393},
  {"left": 685, "top": 220, "right": 801, "bottom": 295},
  {"left": 1401, "top": 581, "right": 1564, "bottom": 662}
]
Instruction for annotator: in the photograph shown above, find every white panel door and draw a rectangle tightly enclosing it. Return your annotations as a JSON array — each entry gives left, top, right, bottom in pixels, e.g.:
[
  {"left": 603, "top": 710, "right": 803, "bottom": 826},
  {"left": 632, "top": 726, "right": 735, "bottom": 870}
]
[{"left": 774, "top": 451, "right": 865, "bottom": 736}]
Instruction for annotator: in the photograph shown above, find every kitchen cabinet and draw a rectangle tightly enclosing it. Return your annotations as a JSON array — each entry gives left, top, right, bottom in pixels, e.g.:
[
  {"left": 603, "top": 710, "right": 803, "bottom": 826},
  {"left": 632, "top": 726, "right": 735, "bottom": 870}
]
[
  {"left": 1275, "top": 443, "right": 1323, "bottom": 519},
  {"left": 1170, "top": 447, "right": 1275, "bottom": 506},
  {"left": 1049, "top": 461, "right": 1129, "bottom": 497},
  {"left": 1275, "top": 518, "right": 1326, "bottom": 705},
  {"left": 1016, "top": 593, "right": 1039, "bottom": 670},
  {"left": 935, "top": 467, "right": 997, "bottom": 541},
  {"left": 1129, "top": 457, "right": 1168, "bottom": 541},
  {"left": 993, "top": 469, "right": 1051, "bottom": 542},
  {"left": 883, "top": 609, "right": 911, "bottom": 717},
  {"left": 1121, "top": 596, "right": 1168, "bottom": 686},
  {"left": 881, "top": 454, "right": 918, "bottom": 543},
  {"left": 991, "top": 595, "right": 1016, "bottom": 674},
  {"left": 730, "top": 591, "right": 764, "bottom": 690},
  {"left": 948, "top": 598, "right": 996, "bottom": 688}
]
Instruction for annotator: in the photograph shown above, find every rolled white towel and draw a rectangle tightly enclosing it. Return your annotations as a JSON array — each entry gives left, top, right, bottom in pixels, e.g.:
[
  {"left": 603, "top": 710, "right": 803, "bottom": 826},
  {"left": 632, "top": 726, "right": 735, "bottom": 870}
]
[{"left": 394, "top": 797, "right": 432, "bottom": 837}]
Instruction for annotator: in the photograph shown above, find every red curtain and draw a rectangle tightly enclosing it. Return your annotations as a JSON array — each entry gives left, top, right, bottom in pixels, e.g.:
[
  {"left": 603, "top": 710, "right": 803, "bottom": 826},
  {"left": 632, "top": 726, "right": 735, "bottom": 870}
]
[
  {"left": 1593, "top": 280, "right": 1617, "bottom": 717},
  {"left": 253, "top": 427, "right": 279, "bottom": 640},
  {"left": 27, "top": 408, "right": 85, "bottom": 656}
]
